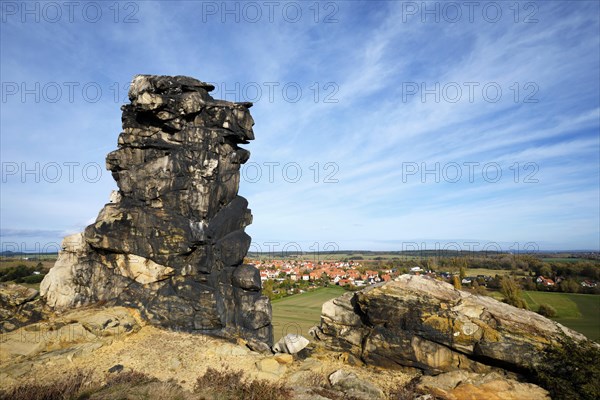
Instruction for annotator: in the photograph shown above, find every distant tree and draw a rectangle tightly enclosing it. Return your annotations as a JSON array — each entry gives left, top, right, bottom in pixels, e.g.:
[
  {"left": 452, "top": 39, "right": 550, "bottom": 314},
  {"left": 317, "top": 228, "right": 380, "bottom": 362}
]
[
  {"left": 459, "top": 264, "right": 467, "bottom": 280},
  {"left": 559, "top": 279, "right": 579, "bottom": 293},
  {"left": 500, "top": 276, "right": 528, "bottom": 309},
  {"left": 452, "top": 275, "right": 462, "bottom": 290},
  {"left": 539, "top": 264, "right": 552, "bottom": 278},
  {"left": 262, "top": 280, "right": 274, "bottom": 300},
  {"left": 581, "top": 264, "right": 600, "bottom": 280},
  {"left": 472, "top": 280, "right": 487, "bottom": 295}
]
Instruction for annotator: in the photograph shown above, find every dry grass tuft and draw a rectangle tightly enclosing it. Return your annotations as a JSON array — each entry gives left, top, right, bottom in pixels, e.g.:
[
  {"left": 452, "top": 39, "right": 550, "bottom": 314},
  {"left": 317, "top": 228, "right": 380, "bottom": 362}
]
[
  {"left": 0, "top": 369, "right": 94, "bottom": 400},
  {"left": 0, "top": 365, "right": 294, "bottom": 400},
  {"left": 194, "top": 366, "right": 292, "bottom": 400}
]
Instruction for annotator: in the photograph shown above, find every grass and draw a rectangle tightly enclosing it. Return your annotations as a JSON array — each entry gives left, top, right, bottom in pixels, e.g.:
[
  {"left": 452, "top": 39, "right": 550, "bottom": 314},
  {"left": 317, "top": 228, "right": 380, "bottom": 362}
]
[
  {"left": 194, "top": 366, "right": 292, "bottom": 400},
  {"left": 0, "top": 260, "right": 54, "bottom": 271},
  {"left": 465, "top": 268, "right": 514, "bottom": 276},
  {"left": 522, "top": 291, "right": 582, "bottom": 318},
  {"left": 495, "top": 290, "right": 600, "bottom": 342},
  {"left": 0, "top": 368, "right": 293, "bottom": 400},
  {"left": 271, "top": 286, "right": 346, "bottom": 341}
]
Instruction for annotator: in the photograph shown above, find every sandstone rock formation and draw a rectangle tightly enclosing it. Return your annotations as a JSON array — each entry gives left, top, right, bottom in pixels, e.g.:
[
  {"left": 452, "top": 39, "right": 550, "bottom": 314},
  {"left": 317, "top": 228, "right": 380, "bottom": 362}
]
[
  {"left": 311, "top": 275, "right": 589, "bottom": 375},
  {"left": 418, "top": 370, "right": 550, "bottom": 400},
  {"left": 40, "top": 75, "right": 272, "bottom": 344},
  {"left": 0, "top": 283, "right": 47, "bottom": 332}
]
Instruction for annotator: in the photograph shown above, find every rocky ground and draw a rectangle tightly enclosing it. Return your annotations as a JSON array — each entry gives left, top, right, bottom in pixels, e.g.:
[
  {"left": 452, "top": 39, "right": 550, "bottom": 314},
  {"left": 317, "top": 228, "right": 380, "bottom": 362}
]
[
  {"left": 1, "top": 291, "right": 552, "bottom": 399},
  {"left": 0, "top": 304, "right": 415, "bottom": 399}
]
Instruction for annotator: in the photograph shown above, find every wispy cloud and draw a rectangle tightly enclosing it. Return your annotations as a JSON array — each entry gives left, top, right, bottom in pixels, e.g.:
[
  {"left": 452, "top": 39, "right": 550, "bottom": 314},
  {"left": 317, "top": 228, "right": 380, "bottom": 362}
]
[{"left": 1, "top": 1, "right": 598, "bottom": 251}]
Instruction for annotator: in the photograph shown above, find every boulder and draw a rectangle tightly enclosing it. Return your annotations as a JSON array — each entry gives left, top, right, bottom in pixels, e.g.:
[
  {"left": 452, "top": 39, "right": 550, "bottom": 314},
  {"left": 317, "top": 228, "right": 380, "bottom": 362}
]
[
  {"left": 313, "top": 275, "right": 589, "bottom": 375},
  {"left": 256, "top": 358, "right": 286, "bottom": 376},
  {"left": 328, "top": 369, "right": 385, "bottom": 399},
  {"left": 419, "top": 370, "right": 550, "bottom": 399},
  {"left": 232, "top": 264, "right": 261, "bottom": 291},
  {"left": 273, "top": 333, "right": 310, "bottom": 354},
  {"left": 40, "top": 75, "right": 272, "bottom": 344},
  {"left": 246, "top": 339, "right": 273, "bottom": 354}
]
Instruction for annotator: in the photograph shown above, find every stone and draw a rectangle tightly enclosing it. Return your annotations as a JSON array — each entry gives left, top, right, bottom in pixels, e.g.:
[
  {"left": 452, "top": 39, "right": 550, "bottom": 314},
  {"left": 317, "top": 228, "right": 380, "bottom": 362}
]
[
  {"left": 419, "top": 370, "right": 550, "bottom": 400},
  {"left": 108, "top": 364, "right": 124, "bottom": 373},
  {"left": 246, "top": 339, "right": 273, "bottom": 354},
  {"left": 255, "top": 358, "right": 286, "bottom": 376},
  {"left": 273, "top": 334, "right": 310, "bottom": 354},
  {"left": 274, "top": 353, "right": 294, "bottom": 364},
  {"left": 40, "top": 74, "right": 272, "bottom": 344},
  {"left": 328, "top": 369, "right": 385, "bottom": 399},
  {"left": 232, "top": 264, "right": 261, "bottom": 291},
  {"left": 313, "top": 275, "right": 591, "bottom": 375}
]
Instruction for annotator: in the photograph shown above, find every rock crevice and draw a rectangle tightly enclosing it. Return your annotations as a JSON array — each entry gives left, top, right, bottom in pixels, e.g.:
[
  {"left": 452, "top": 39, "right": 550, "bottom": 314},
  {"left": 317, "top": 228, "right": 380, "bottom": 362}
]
[{"left": 41, "top": 75, "right": 272, "bottom": 344}]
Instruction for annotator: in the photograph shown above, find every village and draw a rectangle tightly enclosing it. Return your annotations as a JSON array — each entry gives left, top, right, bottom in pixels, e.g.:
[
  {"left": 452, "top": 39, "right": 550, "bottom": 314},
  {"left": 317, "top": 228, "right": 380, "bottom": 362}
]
[
  {"left": 249, "top": 257, "right": 599, "bottom": 300},
  {"left": 250, "top": 258, "right": 479, "bottom": 297},
  {"left": 253, "top": 259, "right": 394, "bottom": 287}
]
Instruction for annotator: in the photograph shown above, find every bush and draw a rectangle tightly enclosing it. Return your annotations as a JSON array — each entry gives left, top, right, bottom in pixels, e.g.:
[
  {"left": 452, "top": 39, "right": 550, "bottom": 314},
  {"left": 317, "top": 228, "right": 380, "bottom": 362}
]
[
  {"left": 537, "top": 303, "right": 557, "bottom": 317},
  {"left": 0, "top": 369, "right": 93, "bottom": 400},
  {"left": 21, "top": 274, "right": 46, "bottom": 284},
  {"left": 500, "top": 276, "right": 528, "bottom": 309},
  {"left": 532, "top": 335, "right": 600, "bottom": 400},
  {"left": 194, "top": 366, "right": 292, "bottom": 400},
  {"left": 0, "top": 265, "right": 35, "bottom": 282},
  {"left": 0, "top": 370, "right": 198, "bottom": 400}
]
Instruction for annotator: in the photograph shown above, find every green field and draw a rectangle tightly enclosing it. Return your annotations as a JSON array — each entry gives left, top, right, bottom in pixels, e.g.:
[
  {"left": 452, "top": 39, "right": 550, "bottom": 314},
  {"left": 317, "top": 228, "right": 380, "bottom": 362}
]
[
  {"left": 522, "top": 291, "right": 600, "bottom": 341},
  {"left": 465, "top": 268, "right": 514, "bottom": 277},
  {"left": 271, "top": 286, "right": 346, "bottom": 341}
]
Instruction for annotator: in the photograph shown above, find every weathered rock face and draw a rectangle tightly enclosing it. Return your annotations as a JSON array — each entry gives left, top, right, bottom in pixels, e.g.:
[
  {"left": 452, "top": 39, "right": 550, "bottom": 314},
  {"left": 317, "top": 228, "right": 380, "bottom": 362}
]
[
  {"left": 0, "top": 284, "right": 47, "bottom": 332},
  {"left": 40, "top": 75, "right": 272, "bottom": 344},
  {"left": 312, "top": 275, "right": 588, "bottom": 375},
  {"left": 419, "top": 370, "right": 550, "bottom": 400}
]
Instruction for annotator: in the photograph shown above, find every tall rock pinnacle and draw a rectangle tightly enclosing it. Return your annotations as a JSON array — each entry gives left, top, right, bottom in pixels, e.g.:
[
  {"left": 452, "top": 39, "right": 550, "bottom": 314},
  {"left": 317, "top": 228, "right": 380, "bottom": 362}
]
[{"left": 41, "top": 75, "right": 272, "bottom": 344}]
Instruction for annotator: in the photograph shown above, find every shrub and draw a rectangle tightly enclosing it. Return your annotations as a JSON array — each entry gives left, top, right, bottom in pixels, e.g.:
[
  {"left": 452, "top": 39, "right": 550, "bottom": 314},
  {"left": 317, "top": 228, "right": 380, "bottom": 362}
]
[
  {"left": 21, "top": 274, "right": 46, "bottom": 284},
  {"left": 194, "top": 366, "right": 292, "bottom": 400},
  {"left": 0, "top": 369, "right": 93, "bottom": 400},
  {"left": 537, "top": 303, "right": 557, "bottom": 317},
  {"left": 104, "top": 370, "right": 155, "bottom": 387},
  {"left": 0, "top": 265, "right": 35, "bottom": 282},
  {"left": 388, "top": 377, "right": 419, "bottom": 400},
  {"left": 500, "top": 276, "right": 528, "bottom": 309},
  {"left": 532, "top": 335, "right": 600, "bottom": 400},
  {"left": 452, "top": 275, "right": 462, "bottom": 290}
]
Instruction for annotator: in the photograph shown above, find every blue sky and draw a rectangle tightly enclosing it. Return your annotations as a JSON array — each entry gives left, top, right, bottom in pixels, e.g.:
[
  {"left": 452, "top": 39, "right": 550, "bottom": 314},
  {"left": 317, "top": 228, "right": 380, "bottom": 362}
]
[{"left": 1, "top": 1, "right": 599, "bottom": 253}]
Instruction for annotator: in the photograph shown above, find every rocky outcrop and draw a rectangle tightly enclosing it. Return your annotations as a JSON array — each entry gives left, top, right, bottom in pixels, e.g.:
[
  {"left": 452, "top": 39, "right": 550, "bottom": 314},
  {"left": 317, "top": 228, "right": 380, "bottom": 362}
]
[
  {"left": 312, "top": 275, "right": 589, "bottom": 375},
  {"left": 0, "top": 306, "right": 141, "bottom": 370},
  {"left": 419, "top": 370, "right": 550, "bottom": 400},
  {"left": 40, "top": 75, "right": 272, "bottom": 344},
  {"left": 0, "top": 284, "right": 47, "bottom": 332}
]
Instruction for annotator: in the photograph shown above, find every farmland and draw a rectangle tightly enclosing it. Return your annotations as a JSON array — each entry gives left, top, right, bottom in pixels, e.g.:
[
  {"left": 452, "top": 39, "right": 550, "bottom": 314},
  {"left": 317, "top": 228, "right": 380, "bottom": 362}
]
[
  {"left": 271, "top": 286, "right": 345, "bottom": 341},
  {"left": 522, "top": 291, "right": 600, "bottom": 342}
]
